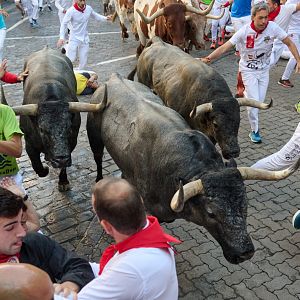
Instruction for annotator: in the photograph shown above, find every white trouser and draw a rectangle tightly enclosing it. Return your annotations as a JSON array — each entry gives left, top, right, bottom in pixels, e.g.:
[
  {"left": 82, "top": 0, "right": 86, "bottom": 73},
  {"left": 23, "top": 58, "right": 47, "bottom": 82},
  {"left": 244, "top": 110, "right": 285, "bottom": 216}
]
[
  {"left": 242, "top": 69, "right": 269, "bottom": 133},
  {"left": 22, "top": 0, "right": 32, "bottom": 21},
  {"left": 0, "top": 29, "right": 6, "bottom": 62},
  {"left": 270, "top": 39, "right": 285, "bottom": 67},
  {"left": 231, "top": 15, "right": 251, "bottom": 32},
  {"left": 38, "top": 0, "right": 43, "bottom": 7},
  {"left": 251, "top": 122, "right": 300, "bottom": 170},
  {"left": 66, "top": 40, "right": 89, "bottom": 69},
  {"left": 211, "top": 6, "right": 229, "bottom": 40},
  {"left": 282, "top": 33, "right": 300, "bottom": 80},
  {"left": 31, "top": 0, "right": 39, "bottom": 19}
]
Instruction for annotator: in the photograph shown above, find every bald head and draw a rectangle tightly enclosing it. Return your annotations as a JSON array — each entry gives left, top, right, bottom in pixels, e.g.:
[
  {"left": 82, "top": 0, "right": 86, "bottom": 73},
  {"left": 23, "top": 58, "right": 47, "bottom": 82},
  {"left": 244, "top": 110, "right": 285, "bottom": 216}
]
[
  {"left": 0, "top": 263, "right": 53, "bottom": 300},
  {"left": 93, "top": 178, "right": 146, "bottom": 235}
]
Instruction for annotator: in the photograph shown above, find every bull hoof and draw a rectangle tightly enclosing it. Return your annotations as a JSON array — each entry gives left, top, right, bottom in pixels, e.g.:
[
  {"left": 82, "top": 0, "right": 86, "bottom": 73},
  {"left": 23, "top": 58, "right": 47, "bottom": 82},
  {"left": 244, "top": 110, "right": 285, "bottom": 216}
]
[
  {"left": 37, "top": 166, "right": 49, "bottom": 177},
  {"left": 122, "top": 32, "right": 129, "bottom": 39},
  {"left": 58, "top": 182, "right": 70, "bottom": 192}
]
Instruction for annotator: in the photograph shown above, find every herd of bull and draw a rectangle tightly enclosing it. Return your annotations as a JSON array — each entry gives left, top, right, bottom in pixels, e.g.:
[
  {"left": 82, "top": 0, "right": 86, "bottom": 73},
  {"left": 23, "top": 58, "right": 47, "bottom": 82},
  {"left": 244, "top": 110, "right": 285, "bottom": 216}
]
[{"left": 2, "top": 37, "right": 300, "bottom": 265}]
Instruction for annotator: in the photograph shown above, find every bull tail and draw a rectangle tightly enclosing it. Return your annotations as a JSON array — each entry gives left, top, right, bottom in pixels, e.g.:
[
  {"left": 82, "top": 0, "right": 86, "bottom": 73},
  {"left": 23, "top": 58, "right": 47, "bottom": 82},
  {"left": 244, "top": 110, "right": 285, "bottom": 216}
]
[
  {"left": 0, "top": 84, "right": 8, "bottom": 105},
  {"left": 127, "top": 66, "right": 137, "bottom": 81}
]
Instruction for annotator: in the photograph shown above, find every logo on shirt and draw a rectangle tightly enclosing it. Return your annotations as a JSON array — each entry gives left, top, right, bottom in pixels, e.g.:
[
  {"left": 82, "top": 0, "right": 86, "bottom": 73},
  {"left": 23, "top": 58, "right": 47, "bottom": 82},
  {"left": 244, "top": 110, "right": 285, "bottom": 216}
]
[{"left": 264, "top": 36, "right": 271, "bottom": 43}]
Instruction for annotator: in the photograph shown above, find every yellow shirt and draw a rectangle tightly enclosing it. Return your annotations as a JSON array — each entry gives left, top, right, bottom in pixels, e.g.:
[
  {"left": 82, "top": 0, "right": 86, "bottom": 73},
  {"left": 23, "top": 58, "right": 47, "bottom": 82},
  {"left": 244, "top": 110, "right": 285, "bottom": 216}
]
[{"left": 75, "top": 73, "right": 89, "bottom": 95}]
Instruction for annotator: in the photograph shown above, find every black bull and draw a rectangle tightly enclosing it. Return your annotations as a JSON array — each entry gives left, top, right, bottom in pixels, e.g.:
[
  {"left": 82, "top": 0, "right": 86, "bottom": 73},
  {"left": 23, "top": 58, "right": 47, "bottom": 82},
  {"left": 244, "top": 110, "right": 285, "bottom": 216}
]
[
  {"left": 128, "top": 37, "right": 272, "bottom": 160},
  {"left": 87, "top": 73, "right": 298, "bottom": 264},
  {"left": 10, "top": 47, "right": 101, "bottom": 191}
]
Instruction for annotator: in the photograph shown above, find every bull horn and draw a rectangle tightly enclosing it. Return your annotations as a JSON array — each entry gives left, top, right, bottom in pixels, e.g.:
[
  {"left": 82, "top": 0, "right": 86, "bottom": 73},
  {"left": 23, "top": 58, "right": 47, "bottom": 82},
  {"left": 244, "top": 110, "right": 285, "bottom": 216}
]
[
  {"left": 11, "top": 104, "right": 38, "bottom": 116},
  {"left": 238, "top": 158, "right": 300, "bottom": 181},
  {"left": 112, "top": 11, "right": 118, "bottom": 22},
  {"left": 170, "top": 179, "right": 204, "bottom": 212},
  {"left": 185, "top": 0, "right": 215, "bottom": 16},
  {"left": 206, "top": 9, "right": 225, "bottom": 20},
  {"left": 136, "top": 8, "right": 164, "bottom": 24},
  {"left": 189, "top": 102, "right": 212, "bottom": 119},
  {"left": 69, "top": 84, "right": 108, "bottom": 112},
  {"left": 237, "top": 97, "right": 273, "bottom": 110},
  {"left": 0, "top": 84, "right": 8, "bottom": 105}
]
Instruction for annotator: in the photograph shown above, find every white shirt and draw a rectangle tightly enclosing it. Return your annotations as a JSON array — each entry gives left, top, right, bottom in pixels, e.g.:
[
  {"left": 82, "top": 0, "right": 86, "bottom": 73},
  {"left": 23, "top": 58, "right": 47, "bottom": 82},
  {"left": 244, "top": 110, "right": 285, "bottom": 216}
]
[
  {"left": 274, "top": 4, "right": 297, "bottom": 31},
  {"left": 55, "top": 0, "right": 72, "bottom": 13},
  {"left": 229, "top": 21, "right": 287, "bottom": 71},
  {"left": 78, "top": 247, "right": 178, "bottom": 300},
  {"left": 59, "top": 5, "right": 107, "bottom": 43},
  {"left": 287, "top": 0, "right": 300, "bottom": 34}
]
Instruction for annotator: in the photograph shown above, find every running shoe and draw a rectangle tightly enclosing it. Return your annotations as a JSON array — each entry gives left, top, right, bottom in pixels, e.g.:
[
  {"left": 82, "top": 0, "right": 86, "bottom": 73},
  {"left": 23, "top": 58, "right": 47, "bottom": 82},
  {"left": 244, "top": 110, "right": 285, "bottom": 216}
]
[
  {"left": 278, "top": 78, "right": 294, "bottom": 88},
  {"left": 249, "top": 131, "right": 262, "bottom": 143}
]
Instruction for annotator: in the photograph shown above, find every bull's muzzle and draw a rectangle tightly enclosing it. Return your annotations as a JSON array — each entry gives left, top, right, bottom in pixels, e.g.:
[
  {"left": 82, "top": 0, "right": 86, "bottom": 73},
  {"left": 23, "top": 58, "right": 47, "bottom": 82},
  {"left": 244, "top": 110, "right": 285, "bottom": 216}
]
[
  {"left": 223, "top": 243, "right": 255, "bottom": 264},
  {"left": 50, "top": 156, "right": 71, "bottom": 168}
]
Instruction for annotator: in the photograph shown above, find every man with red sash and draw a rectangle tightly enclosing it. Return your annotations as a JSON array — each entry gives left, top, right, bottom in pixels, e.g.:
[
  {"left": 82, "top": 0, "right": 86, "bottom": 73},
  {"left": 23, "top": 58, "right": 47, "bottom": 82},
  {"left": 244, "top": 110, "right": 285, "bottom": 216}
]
[
  {"left": 0, "top": 187, "right": 95, "bottom": 298},
  {"left": 78, "top": 178, "right": 181, "bottom": 300},
  {"left": 267, "top": 0, "right": 300, "bottom": 68},
  {"left": 57, "top": 0, "right": 112, "bottom": 69},
  {"left": 200, "top": 2, "right": 300, "bottom": 144}
]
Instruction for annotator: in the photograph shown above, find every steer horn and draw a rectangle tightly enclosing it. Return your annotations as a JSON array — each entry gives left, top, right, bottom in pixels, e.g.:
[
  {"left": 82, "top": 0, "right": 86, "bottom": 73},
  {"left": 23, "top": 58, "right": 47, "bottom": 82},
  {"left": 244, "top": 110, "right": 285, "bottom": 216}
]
[
  {"left": 185, "top": 0, "right": 215, "bottom": 16},
  {"left": 0, "top": 84, "right": 8, "bottom": 105},
  {"left": 11, "top": 104, "right": 38, "bottom": 116},
  {"left": 170, "top": 179, "right": 204, "bottom": 212},
  {"left": 238, "top": 158, "right": 300, "bottom": 181},
  {"left": 69, "top": 84, "right": 108, "bottom": 112},
  {"left": 206, "top": 9, "right": 225, "bottom": 20},
  {"left": 237, "top": 97, "right": 273, "bottom": 110},
  {"left": 189, "top": 102, "right": 212, "bottom": 119},
  {"left": 136, "top": 8, "right": 164, "bottom": 24}
]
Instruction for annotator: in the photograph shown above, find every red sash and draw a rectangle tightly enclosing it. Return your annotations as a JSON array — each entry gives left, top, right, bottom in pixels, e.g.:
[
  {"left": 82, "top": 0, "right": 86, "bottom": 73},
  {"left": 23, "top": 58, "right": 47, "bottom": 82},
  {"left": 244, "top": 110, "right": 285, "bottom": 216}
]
[
  {"left": 0, "top": 253, "right": 20, "bottom": 263},
  {"left": 74, "top": 3, "right": 85, "bottom": 13},
  {"left": 99, "top": 216, "right": 181, "bottom": 275},
  {"left": 268, "top": 5, "right": 281, "bottom": 21}
]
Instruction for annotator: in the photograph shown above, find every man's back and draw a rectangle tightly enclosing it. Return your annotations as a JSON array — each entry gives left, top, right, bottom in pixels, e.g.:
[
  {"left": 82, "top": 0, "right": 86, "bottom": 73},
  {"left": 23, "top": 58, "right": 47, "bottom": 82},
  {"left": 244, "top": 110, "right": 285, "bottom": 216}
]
[{"left": 79, "top": 247, "right": 178, "bottom": 299}]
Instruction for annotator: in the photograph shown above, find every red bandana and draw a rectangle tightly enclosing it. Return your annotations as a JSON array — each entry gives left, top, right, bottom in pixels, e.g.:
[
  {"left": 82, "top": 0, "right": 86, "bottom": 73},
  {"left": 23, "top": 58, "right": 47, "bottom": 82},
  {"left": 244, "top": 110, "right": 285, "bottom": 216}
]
[
  {"left": 99, "top": 216, "right": 181, "bottom": 275},
  {"left": 250, "top": 21, "right": 268, "bottom": 38},
  {"left": 74, "top": 3, "right": 86, "bottom": 13},
  {"left": 0, "top": 253, "right": 20, "bottom": 264},
  {"left": 268, "top": 5, "right": 281, "bottom": 21}
]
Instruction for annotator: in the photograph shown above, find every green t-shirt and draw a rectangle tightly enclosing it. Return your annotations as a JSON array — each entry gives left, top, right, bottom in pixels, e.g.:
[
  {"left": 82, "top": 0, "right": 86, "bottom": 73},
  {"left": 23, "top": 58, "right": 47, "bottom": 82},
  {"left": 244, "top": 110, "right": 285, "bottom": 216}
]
[
  {"left": 0, "top": 104, "right": 23, "bottom": 176},
  {"left": 200, "top": 0, "right": 213, "bottom": 4}
]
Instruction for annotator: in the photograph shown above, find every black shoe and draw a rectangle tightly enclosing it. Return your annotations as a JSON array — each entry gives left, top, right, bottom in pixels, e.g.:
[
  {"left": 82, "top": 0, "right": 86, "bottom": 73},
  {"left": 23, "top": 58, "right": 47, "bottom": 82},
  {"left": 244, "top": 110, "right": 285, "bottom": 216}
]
[{"left": 47, "top": 5, "right": 52, "bottom": 11}]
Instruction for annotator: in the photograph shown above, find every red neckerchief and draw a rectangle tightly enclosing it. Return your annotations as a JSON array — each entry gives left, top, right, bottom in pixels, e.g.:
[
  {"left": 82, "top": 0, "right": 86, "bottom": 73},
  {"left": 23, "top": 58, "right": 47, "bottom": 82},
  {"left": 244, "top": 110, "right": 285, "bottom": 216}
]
[
  {"left": 250, "top": 21, "right": 268, "bottom": 38},
  {"left": 74, "top": 3, "right": 86, "bottom": 13},
  {"left": 99, "top": 216, "right": 181, "bottom": 275},
  {"left": 0, "top": 253, "right": 20, "bottom": 263},
  {"left": 268, "top": 5, "right": 281, "bottom": 21}
]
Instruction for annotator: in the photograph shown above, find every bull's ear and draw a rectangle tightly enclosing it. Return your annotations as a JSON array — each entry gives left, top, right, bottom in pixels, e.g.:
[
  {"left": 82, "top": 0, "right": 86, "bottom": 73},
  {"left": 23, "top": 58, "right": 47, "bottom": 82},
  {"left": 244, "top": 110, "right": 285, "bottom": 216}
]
[{"left": 0, "top": 84, "right": 8, "bottom": 106}]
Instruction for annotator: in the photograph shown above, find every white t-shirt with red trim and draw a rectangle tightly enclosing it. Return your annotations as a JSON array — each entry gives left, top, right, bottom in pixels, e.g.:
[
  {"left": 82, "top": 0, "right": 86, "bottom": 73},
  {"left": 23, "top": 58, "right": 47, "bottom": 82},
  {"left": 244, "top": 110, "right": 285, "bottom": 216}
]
[{"left": 229, "top": 21, "right": 288, "bottom": 72}]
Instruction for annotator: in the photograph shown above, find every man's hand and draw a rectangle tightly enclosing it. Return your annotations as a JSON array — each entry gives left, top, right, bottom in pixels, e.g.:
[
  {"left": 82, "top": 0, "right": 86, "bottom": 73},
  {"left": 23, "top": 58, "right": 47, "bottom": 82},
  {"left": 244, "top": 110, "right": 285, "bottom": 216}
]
[
  {"left": 0, "top": 9, "right": 9, "bottom": 18},
  {"left": 54, "top": 281, "right": 79, "bottom": 300},
  {"left": 106, "top": 15, "right": 112, "bottom": 21},
  {"left": 63, "top": 9, "right": 67, "bottom": 13},
  {"left": 199, "top": 57, "right": 211, "bottom": 64},
  {"left": 57, "top": 39, "right": 65, "bottom": 48},
  {"left": 17, "top": 70, "right": 29, "bottom": 82},
  {"left": 0, "top": 59, "right": 7, "bottom": 79},
  {"left": 0, "top": 177, "right": 25, "bottom": 198}
]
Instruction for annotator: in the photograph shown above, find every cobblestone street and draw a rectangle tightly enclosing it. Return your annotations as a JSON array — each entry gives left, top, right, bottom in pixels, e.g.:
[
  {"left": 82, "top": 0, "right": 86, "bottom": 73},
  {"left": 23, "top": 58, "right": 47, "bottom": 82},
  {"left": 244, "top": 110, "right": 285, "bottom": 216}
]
[{"left": 2, "top": 0, "right": 300, "bottom": 298}]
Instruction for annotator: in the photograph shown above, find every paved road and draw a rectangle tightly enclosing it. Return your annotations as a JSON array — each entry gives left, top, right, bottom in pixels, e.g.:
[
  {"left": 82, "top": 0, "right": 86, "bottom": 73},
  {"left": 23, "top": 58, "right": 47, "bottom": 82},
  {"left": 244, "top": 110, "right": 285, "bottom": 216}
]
[{"left": 2, "top": 1, "right": 300, "bottom": 299}]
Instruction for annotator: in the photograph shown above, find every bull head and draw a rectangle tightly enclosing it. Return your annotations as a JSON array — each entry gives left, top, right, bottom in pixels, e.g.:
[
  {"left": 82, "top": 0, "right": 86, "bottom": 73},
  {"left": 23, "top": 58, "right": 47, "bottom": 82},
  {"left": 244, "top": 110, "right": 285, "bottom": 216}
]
[{"left": 170, "top": 157, "right": 300, "bottom": 212}]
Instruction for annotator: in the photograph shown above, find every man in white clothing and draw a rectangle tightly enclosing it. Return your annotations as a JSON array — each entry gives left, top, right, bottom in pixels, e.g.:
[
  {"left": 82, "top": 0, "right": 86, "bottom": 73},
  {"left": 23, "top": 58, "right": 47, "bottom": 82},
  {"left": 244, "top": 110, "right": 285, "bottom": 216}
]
[
  {"left": 278, "top": 0, "right": 300, "bottom": 87},
  {"left": 76, "top": 178, "right": 180, "bottom": 300},
  {"left": 55, "top": 0, "right": 72, "bottom": 24},
  {"left": 200, "top": 2, "right": 300, "bottom": 144},
  {"left": 267, "top": 0, "right": 300, "bottom": 67},
  {"left": 57, "top": 0, "right": 112, "bottom": 69}
]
